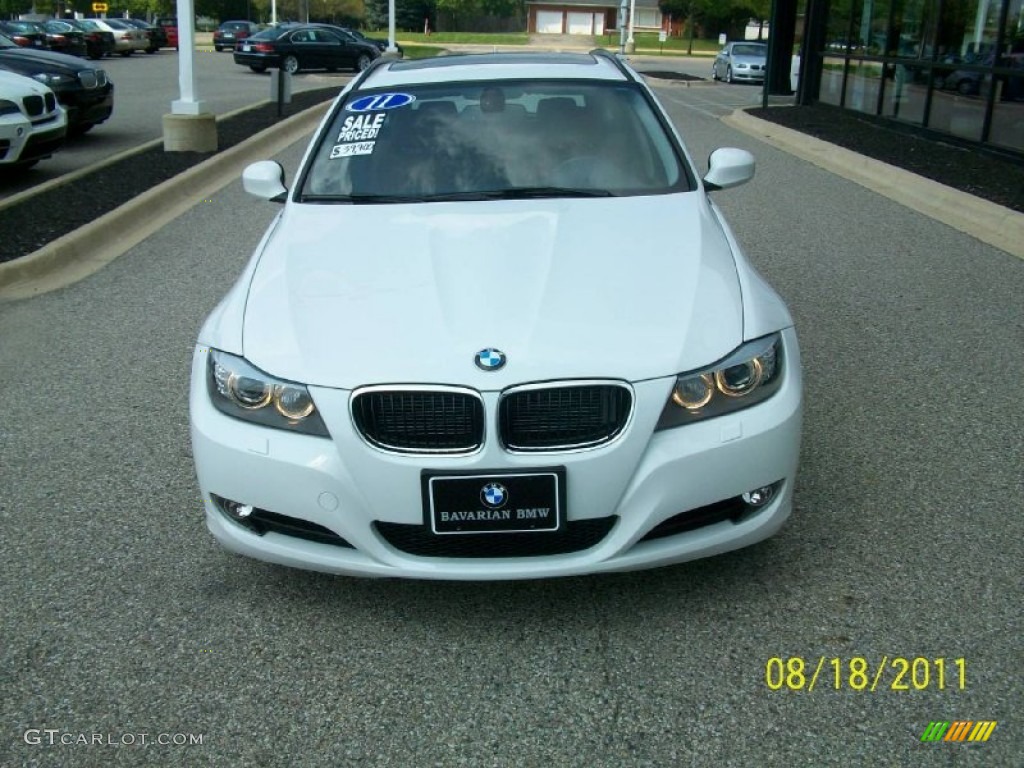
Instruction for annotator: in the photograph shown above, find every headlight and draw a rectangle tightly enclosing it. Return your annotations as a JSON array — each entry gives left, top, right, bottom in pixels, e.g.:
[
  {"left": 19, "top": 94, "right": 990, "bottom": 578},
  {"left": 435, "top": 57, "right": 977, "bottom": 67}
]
[
  {"left": 206, "top": 350, "right": 330, "bottom": 437},
  {"left": 32, "top": 73, "right": 72, "bottom": 86},
  {"left": 655, "top": 334, "right": 782, "bottom": 430}
]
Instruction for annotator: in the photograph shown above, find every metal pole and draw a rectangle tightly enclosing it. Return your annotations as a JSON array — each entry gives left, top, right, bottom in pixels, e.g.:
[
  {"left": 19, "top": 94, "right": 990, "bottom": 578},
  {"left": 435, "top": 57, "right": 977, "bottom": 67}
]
[
  {"left": 387, "top": 0, "right": 397, "bottom": 53},
  {"left": 619, "top": 0, "right": 627, "bottom": 55}
]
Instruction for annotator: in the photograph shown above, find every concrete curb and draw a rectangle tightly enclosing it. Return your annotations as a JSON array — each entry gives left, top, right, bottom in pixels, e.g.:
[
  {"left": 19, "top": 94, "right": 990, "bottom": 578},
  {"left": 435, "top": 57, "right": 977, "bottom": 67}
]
[
  {"left": 0, "top": 100, "right": 280, "bottom": 215},
  {"left": 723, "top": 108, "right": 1024, "bottom": 260},
  {"left": 0, "top": 100, "right": 331, "bottom": 302}
]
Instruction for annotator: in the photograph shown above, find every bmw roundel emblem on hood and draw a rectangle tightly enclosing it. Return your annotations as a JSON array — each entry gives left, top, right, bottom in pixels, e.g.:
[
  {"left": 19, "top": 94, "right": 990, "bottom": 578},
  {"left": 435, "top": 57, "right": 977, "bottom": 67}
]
[{"left": 475, "top": 348, "right": 506, "bottom": 371}]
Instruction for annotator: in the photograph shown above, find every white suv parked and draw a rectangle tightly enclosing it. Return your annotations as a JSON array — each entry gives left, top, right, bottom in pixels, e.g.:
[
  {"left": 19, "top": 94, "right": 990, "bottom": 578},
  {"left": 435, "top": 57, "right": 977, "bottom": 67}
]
[{"left": 0, "top": 69, "right": 66, "bottom": 170}]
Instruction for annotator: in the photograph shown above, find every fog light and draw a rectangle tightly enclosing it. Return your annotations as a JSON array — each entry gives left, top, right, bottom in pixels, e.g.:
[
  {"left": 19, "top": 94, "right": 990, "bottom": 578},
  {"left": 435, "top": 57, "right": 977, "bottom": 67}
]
[
  {"left": 233, "top": 503, "right": 254, "bottom": 519},
  {"left": 212, "top": 494, "right": 260, "bottom": 530},
  {"left": 742, "top": 485, "right": 776, "bottom": 507}
]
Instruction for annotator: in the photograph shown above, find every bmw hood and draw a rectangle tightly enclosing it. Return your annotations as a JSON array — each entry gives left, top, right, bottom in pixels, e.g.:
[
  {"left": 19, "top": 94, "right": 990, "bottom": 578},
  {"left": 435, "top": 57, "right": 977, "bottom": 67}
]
[
  {"left": 240, "top": 195, "right": 743, "bottom": 389},
  {"left": 0, "top": 47, "right": 95, "bottom": 73}
]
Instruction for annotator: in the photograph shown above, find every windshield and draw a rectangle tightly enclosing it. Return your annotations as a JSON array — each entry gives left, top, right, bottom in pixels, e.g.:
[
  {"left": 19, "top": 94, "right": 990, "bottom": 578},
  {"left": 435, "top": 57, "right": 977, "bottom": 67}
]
[
  {"left": 249, "top": 27, "right": 287, "bottom": 41},
  {"left": 300, "top": 80, "right": 691, "bottom": 203},
  {"left": 732, "top": 44, "right": 766, "bottom": 56}
]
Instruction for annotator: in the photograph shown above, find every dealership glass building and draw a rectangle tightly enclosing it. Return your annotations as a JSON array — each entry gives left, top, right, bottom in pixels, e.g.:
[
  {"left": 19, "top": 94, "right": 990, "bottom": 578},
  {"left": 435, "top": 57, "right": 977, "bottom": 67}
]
[{"left": 797, "top": 0, "right": 1023, "bottom": 154}]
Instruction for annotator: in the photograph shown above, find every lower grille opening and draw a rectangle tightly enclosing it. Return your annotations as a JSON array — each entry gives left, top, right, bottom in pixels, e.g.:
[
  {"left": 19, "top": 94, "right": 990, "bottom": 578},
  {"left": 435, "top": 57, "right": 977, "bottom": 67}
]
[
  {"left": 638, "top": 497, "right": 748, "bottom": 542},
  {"left": 638, "top": 481, "right": 782, "bottom": 542},
  {"left": 374, "top": 516, "right": 617, "bottom": 558},
  {"left": 211, "top": 494, "right": 353, "bottom": 548}
]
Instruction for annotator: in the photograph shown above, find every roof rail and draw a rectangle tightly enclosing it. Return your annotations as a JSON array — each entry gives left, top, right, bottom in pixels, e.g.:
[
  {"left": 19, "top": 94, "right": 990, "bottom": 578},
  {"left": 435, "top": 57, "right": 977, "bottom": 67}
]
[{"left": 589, "top": 48, "right": 638, "bottom": 83}]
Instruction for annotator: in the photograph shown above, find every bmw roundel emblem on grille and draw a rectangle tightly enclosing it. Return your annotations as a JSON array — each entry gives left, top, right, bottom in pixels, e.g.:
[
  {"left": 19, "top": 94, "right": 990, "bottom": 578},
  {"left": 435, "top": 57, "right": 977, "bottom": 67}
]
[
  {"left": 481, "top": 482, "right": 508, "bottom": 509},
  {"left": 475, "top": 348, "right": 506, "bottom": 371}
]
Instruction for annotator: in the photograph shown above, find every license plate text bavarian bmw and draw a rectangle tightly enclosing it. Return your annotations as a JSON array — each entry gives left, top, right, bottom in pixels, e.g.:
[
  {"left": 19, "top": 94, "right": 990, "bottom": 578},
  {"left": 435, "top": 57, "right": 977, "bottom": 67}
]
[{"left": 427, "top": 471, "right": 562, "bottom": 535}]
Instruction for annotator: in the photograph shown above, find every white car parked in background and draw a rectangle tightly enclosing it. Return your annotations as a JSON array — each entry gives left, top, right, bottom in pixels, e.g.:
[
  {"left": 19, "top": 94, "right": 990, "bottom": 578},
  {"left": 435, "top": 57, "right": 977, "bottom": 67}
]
[
  {"left": 0, "top": 69, "right": 66, "bottom": 170},
  {"left": 190, "top": 51, "right": 803, "bottom": 580}
]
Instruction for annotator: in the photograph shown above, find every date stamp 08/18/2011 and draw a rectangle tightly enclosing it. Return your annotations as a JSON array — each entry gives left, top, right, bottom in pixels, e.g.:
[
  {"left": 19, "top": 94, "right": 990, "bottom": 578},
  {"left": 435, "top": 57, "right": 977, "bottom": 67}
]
[{"left": 765, "top": 656, "right": 967, "bottom": 692}]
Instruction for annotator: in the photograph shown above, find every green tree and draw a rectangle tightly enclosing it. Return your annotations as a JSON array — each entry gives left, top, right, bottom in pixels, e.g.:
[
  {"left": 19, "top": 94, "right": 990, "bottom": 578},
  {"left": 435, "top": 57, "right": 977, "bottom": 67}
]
[
  {"left": 433, "top": 0, "right": 479, "bottom": 30},
  {"left": 659, "top": 0, "right": 712, "bottom": 52},
  {"left": 364, "top": 0, "right": 429, "bottom": 31}
]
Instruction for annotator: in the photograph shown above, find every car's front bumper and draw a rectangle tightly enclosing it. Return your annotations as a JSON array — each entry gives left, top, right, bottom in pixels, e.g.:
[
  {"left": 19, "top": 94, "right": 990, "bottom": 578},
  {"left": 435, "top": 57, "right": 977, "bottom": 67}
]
[
  {"left": 191, "top": 328, "right": 802, "bottom": 580},
  {"left": 731, "top": 67, "right": 765, "bottom": 82},
  {"left": 0, "top": 114, "right": 65, "bottom": 165},
  {"left": 233, "top": 51, "right": 279, "bottom": 69},
  {"left": 59, "top": 84, "right": 113, "bottom": 128}
]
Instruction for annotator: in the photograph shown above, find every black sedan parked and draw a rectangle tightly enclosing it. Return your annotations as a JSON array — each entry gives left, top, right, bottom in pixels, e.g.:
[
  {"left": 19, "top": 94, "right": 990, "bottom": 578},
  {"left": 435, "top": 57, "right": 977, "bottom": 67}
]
[
  {"left": 233, "top": 25, "right": 380, "bottom": 74},
  {"left": 63, "top": 19, "right": 116, "bottom": 60},
  {"left": 309, "top": 24, "right": 403, "bottom": 57},
  {"left": 0, "top": 21, "right": 47, "bottom": 50},
  {"left": 0, "top": 33, "right": 114, "bottom": 134},
  {"left": 40, "top": 20, "right": 88, "bottom": 57}
]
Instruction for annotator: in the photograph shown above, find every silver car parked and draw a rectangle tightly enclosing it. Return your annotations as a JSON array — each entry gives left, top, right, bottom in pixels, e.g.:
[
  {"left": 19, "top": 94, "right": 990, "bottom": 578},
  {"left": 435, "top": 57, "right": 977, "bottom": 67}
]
[{"left": 712, "top": 42, "right": 767, "bottom": 84}]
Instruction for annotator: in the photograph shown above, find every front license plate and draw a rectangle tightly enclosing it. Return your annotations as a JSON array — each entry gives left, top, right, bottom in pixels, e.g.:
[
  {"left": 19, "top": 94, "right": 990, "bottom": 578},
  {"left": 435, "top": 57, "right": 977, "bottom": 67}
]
[{"left": 425, "top": 469, "right": 564, "bottom": 535}]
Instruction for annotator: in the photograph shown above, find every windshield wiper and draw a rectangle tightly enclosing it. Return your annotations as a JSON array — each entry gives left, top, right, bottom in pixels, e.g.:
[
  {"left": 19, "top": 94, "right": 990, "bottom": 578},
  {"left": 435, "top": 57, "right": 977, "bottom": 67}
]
[
  {"left": 475, "top": 187, "right": 616, "bottom": 199},
  {"left": 299, "top": 188, "right": 616, "bottom": 204},
  {"left": 298, "top": 193, "right": 431, "bottom": 204}
]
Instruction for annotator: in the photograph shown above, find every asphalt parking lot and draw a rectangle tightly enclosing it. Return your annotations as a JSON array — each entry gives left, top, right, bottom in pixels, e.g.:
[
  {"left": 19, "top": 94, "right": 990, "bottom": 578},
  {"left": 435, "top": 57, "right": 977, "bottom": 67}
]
[
  {"left": 0, "top": 48, "right": 351, "bottom": 200},
  {"left": 1, "top": 76, "right": 1021, "bottom": 766}
]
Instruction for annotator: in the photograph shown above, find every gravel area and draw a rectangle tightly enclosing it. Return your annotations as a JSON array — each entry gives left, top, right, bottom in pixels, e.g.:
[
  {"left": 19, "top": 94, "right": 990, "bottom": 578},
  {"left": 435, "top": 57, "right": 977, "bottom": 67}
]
[
  {"left": 0, "top": 88, "right": 339, "bottom": 265},
  {"left": 748, "top": 103, "right": 1024, "bottom": 213},
  {"left": 0, "top": 90, "right": 1020, "bottom": 265}
]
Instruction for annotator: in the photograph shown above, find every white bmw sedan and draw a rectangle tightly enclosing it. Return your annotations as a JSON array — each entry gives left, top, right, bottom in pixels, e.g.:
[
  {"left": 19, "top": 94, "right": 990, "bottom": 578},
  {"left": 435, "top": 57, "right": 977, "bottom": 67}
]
[{"left": 190, "top": 51, "right": 802, "bottom": 580}]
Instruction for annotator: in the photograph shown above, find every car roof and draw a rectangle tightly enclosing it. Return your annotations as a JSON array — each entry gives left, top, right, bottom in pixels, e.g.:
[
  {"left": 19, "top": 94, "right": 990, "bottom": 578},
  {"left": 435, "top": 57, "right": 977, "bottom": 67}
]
[{"left": 358, "top": 52, "right": 633, "bottom": 89}]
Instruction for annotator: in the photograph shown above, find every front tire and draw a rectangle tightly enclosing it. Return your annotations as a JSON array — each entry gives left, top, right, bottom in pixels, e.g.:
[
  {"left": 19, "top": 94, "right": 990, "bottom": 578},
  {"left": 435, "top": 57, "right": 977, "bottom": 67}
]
[
  {"left": 726, "top": 65, "right": 734, "bottom": 83},
  {"left": 711, "top": 63, "right": 718, "bottom": 81},
  {"left": 356, "top": 53, "right": 372, "bottom": 72},
  {"left": 282, "top": 54, "right": 299, "bottom": 74}
]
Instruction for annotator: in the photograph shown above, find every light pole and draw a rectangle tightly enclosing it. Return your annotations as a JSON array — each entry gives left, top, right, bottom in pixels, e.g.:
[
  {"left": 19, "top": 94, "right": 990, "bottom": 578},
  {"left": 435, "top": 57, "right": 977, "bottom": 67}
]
[
  {"left": 618, "top": 0, "right": 627, "bottom": 55},
  {"left": 387, "top": 0, "right": 397, "bottom": 54},
  {"left": 626, "top": 0, "right": 636, "bottom": 53}
]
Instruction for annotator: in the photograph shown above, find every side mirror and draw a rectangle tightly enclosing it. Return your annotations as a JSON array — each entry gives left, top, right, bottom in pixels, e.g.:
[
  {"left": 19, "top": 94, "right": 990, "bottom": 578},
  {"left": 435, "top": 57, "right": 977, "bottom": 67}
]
[
  {"left": 703, "top": 147, "right": 755, "bottom": 191},
  {"left": 242, "top": 160, "right": 287, "bottom": 202}
]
